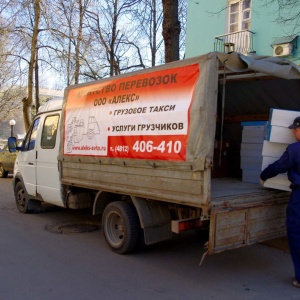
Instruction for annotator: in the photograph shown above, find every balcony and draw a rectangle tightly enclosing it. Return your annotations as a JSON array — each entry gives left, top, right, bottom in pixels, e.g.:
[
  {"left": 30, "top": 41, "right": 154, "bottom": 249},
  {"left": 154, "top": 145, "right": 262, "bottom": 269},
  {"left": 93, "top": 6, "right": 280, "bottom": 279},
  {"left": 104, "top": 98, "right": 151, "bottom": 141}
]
[{"left": 214, "top": 30, "right": 255, "bottom": 54}]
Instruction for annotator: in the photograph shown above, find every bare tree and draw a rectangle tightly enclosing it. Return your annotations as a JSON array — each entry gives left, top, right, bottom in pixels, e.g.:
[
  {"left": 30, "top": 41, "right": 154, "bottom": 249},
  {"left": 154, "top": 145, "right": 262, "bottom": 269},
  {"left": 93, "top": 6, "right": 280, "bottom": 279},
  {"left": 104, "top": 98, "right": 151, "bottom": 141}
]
[
  {"left": 44, "top": 0, "right": 94, "bottom": 85},
  {"left": 0, "top": 16, "right": 27, "bottom": 121},
  {"left": 85, "top": 0, "right": 143, "bottom": 77},
  {"left": 262, "top": 0, "right": 300, "bottom": 32},
  {"left": 0, "top": 0, "right": 187, "bottom": 133},
  {"left": 130, "top": 0, "right": 164, "bottom": 67},
  {"left": 86, "top": 1, "right": 122, "bottom": 76},
  {"left": 178, "top": 0, "right": 187, "bottom": 58},
  {"left": 22, "top": 0, "right": 40, "bottom": 130},
  {"left": 0, "top": 0, "right": 42, "bottom": 130},
  {"left": 129, "top": 0, "right": 186, "bottom": 66},
  {"left": 0, "top": 0, "right": 180, "bottom": 133}
]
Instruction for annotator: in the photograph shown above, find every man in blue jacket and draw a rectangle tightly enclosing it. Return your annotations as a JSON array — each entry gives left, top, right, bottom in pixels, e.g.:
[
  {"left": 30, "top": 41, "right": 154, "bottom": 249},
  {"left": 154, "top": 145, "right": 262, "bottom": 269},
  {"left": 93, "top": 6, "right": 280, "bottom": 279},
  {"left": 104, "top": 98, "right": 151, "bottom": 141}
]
[{"left": 261, "top": 116, "right": 300, "bottom": 288}]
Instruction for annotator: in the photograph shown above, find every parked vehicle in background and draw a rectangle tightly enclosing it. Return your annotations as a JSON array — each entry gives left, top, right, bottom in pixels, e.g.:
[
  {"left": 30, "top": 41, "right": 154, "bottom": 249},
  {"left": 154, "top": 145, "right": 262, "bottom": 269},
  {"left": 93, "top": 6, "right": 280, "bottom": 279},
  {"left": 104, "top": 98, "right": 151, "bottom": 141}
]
[
  {"left": 0, "top": 139, "right": 6, "bottom": 149},
  {"left": 0, "top": 139, "right": 23, "bottom": 178}
]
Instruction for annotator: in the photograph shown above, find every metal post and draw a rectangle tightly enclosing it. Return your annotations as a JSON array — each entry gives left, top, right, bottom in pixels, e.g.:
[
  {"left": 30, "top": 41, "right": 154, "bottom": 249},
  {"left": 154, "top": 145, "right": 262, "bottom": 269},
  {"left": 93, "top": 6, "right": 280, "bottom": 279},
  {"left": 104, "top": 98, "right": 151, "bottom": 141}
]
[{"left": 9, "top": 119, "right": 16, "bottom": 137}]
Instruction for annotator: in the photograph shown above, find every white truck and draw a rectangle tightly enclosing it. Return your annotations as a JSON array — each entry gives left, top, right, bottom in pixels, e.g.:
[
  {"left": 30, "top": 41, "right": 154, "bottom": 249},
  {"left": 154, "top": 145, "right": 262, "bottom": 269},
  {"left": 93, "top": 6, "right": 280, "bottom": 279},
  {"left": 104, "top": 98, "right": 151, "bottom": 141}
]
[{"left": 9, "top": 52, "right": 300, "bottom": 255}]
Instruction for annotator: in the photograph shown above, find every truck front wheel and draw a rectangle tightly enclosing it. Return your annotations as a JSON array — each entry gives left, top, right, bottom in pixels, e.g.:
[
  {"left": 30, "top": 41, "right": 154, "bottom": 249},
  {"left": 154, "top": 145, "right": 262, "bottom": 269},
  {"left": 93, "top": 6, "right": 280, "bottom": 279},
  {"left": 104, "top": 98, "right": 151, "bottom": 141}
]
[
  {"left": 102, "top": 201, "right": 140, "bottom": 254},
  {"left": 15, "top": 182, "right": 30, "bottom": 214}
]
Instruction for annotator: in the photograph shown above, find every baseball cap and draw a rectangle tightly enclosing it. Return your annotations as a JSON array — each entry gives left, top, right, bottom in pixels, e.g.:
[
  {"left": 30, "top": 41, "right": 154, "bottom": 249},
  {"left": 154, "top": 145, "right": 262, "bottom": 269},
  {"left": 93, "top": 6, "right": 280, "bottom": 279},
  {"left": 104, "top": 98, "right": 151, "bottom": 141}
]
[{"left": 288, "top": 116, "right": 300, "bottom": 129}]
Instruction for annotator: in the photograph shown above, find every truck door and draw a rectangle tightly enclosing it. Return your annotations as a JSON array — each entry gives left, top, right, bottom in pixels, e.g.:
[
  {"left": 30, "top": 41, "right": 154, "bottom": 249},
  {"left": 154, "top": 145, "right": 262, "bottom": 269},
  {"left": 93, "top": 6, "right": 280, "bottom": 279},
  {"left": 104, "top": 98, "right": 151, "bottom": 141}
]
[
  {"left": 18, "top": 118, "right": 40, "bottom": 196},
  {"left": 36, "top": 113, "right": 64, "bottom": 207}
]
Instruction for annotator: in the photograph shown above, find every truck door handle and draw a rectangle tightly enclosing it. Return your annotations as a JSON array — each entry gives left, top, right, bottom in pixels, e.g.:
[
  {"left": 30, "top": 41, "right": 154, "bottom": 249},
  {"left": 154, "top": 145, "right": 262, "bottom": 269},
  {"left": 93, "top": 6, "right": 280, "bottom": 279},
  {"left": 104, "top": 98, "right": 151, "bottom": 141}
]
[{"left": 28, "top": 163, "right": 34, "bottom": 165}]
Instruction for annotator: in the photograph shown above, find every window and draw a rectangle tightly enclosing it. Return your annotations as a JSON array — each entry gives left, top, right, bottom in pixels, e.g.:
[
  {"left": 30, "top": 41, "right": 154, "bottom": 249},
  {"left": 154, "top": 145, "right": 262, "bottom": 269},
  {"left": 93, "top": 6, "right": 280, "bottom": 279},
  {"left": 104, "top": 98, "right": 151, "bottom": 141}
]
[
  {"left": 229, "top": 2, "right": 239, "bottom": 33},
  {"left": 41, "top": 114, "right": 59, "bottom": 149},
  {"left": 228, "top": 0, "right": 251, "bottom": 33},
  {"left": 24, "top": 118, "right": 40, "bottom": 151}
]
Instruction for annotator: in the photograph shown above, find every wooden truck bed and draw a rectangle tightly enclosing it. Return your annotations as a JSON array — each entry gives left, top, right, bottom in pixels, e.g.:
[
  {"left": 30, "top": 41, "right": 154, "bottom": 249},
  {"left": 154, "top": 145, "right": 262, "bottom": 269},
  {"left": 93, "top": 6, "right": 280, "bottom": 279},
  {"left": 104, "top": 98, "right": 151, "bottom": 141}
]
[
  {"left": 212, "top": 178, "right": 264, "bottom": 198},
  {"left": 211, "top": 177, "right": 289, "bottom": 208}
]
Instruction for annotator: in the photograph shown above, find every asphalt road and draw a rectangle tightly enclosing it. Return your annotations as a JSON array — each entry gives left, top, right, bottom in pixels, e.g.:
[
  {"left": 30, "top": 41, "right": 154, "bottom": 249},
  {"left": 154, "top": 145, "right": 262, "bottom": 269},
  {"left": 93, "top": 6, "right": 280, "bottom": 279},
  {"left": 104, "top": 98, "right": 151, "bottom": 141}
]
[{"left": 0, "top": 176, "right": 299, "bottom": 300}]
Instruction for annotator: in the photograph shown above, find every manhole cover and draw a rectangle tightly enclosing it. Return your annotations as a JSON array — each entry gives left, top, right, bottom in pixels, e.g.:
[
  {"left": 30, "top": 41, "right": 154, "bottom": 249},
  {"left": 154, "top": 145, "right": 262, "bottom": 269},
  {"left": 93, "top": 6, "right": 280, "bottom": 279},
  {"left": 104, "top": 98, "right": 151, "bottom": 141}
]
[{"left": 45, "top": 222, "right": 100, "bottom": 234}]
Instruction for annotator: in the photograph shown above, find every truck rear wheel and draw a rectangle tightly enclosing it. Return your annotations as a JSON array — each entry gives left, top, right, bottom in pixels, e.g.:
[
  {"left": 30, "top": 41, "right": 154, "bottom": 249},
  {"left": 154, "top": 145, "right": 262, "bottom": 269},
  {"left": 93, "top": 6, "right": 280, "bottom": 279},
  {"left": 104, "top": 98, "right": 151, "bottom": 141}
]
[
  {"left": 102, "top": 201, "right": 139, "bottom": 254},
  {"left": 15, "top": 182, "right": 30, "bottom": 214}
]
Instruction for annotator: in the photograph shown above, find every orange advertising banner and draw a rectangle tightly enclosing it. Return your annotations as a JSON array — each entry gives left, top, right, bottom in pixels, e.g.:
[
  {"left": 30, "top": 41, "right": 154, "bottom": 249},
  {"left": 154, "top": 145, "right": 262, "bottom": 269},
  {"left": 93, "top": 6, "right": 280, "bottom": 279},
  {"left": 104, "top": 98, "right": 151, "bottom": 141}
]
[{"left": 64, "top": 64, "right": 200, "bottom": 161}]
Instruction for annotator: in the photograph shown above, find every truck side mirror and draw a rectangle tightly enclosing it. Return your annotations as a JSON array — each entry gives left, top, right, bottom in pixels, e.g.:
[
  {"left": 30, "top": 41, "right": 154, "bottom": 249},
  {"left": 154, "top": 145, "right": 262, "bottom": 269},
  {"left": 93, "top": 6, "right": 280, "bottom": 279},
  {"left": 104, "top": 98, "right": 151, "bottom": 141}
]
[{"left": 8, "top": 137, "right": 17, "bottom": 153}]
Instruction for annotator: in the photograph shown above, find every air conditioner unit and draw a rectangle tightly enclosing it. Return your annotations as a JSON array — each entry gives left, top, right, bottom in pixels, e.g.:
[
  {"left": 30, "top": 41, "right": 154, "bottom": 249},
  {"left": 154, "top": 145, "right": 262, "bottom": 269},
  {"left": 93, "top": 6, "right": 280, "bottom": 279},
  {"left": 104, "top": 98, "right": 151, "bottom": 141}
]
[{"left": 273, "top": 43, "right": 293, "bottom": 57}]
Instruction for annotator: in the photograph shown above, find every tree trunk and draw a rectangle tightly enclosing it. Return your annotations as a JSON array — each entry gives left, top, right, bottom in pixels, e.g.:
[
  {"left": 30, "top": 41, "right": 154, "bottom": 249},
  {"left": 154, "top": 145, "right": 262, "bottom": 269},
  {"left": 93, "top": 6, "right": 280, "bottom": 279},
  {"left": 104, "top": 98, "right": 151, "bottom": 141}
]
[
  {"left": 162, "top": 0, "right": 180, "bottom": 63},
  {"left": 23, "top": 0, "right": 40, "bottom": 131},
  {"left": 110, "top": 0, "right": 119, "bottom": 76},
  {"left": 74, "top": 0, "right": 83, "bottom": 84},
  {"left": 22, "top": 97, "right": 31, "bottom": 132},
  {"left": 35, "top": 49, "right": 40, "bottom": 114},
  {"left": 151, "top": 0, "right": 157, "bottom": 67}
]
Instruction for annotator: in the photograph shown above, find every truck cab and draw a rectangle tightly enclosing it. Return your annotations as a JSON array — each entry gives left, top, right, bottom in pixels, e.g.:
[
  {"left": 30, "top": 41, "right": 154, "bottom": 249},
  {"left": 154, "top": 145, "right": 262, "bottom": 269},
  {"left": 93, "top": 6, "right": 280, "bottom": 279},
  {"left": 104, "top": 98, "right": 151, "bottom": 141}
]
[{"left": 9, "top": 98, "right": 64, "bottom": 212}]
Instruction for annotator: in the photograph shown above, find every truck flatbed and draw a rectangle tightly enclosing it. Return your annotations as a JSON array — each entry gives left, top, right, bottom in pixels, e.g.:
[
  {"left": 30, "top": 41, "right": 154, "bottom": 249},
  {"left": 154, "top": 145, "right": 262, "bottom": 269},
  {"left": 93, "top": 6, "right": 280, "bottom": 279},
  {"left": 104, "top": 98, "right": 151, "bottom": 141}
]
[{"left": 211, "top": 177, "right": 289, "bottom": 209}]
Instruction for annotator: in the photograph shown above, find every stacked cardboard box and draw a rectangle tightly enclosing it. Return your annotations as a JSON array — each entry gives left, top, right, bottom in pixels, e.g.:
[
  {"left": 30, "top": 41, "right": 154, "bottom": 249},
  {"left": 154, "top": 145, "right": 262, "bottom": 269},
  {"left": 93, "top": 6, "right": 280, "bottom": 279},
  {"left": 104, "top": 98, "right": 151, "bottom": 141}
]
[
  {"left": 240, "top": 121, "right": 266, "bottom": 183},
  {"left": 261, "top": 108, "right": 300, "bottom": 192}
]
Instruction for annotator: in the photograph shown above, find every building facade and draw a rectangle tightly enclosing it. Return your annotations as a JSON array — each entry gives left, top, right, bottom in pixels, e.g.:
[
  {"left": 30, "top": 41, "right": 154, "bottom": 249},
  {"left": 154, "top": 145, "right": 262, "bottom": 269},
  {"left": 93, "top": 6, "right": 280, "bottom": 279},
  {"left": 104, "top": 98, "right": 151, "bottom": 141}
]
[{"left": 186, "top": 0, "right": 299, "bottom": 61}]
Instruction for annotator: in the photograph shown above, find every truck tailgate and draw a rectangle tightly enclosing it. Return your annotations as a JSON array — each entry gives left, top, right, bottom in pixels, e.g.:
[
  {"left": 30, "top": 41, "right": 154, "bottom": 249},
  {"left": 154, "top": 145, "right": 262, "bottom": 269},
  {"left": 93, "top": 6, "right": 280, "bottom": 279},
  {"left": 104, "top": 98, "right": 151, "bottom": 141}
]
[{"left": 208, "top": 178, "right": 289, "bottom": 254}]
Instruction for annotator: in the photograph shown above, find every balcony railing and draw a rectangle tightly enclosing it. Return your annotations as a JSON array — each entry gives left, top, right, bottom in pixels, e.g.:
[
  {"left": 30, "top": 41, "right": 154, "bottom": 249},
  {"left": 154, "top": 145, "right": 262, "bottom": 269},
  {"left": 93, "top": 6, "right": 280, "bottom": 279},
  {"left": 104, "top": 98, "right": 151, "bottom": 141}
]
[{"left": 214, "top": 30, "right": 255, "bottom": 54}]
